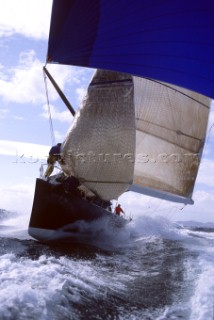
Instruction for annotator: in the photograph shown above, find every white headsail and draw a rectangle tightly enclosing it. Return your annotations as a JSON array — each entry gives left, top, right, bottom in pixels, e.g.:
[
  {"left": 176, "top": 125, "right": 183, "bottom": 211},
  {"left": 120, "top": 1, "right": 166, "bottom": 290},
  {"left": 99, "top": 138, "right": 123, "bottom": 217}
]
[{"left": 61, "top": 69, "right": 136, "bottom": 201}]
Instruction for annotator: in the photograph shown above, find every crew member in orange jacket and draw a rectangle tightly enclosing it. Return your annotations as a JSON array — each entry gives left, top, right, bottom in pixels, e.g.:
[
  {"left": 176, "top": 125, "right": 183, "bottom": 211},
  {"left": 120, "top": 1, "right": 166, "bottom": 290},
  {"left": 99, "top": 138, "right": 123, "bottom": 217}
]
[{"left": 115, "top": 204, "right": 124, "bottom": 216}]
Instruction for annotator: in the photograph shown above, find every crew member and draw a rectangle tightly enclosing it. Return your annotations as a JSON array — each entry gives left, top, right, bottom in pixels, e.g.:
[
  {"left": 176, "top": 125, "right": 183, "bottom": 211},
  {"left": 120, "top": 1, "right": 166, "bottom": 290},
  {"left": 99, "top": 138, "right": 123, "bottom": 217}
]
[
  {"left": 44, "top": 143, "right": 62, "bottom": 178},
  {"left": 115, "top": 204, "right": 124, "bottom": 216}
]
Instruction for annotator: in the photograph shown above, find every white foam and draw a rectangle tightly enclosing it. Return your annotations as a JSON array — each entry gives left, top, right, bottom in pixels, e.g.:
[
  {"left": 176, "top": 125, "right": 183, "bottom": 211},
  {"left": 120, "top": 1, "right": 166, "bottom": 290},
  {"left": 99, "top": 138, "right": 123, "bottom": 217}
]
[
  {"left": 0, "top": 209, "right": 31, "bottom": 240},
  {"left": 128, "top": 214, "right": 186, "bottom": 241},
  {"left": 189, "top": 250, "right": 214, "bottom": 320},
  {"left": 0, "top": 253, "right": 112, "bottom": 319}
]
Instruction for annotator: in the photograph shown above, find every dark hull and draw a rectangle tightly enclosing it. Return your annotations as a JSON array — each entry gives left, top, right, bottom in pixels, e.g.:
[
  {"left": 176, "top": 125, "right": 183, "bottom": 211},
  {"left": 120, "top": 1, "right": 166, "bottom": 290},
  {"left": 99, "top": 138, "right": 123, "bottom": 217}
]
[{"left": 28, "top": 178, "right": 128, "bottom": 242}]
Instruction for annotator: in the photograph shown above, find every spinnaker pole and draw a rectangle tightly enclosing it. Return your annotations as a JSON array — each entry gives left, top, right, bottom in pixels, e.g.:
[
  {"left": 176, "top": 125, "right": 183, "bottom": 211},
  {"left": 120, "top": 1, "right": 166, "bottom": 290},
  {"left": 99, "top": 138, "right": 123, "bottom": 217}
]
[{"left": 43, "top": 66, "right": 76, "bottom": 116}]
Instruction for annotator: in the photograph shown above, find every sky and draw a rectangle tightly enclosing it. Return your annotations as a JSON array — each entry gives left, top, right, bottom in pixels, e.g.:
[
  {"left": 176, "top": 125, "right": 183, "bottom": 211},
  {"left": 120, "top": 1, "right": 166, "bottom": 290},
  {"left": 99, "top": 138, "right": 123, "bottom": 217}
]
[{"left": 0, "top": 0, "right": 213, "bottom": 224}]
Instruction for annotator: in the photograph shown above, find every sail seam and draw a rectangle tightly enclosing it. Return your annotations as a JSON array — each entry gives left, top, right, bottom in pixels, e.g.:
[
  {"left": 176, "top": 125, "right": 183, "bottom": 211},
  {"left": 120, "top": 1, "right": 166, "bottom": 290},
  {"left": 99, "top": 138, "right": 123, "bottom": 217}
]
[
  {"left": 147, "top": 79, "right": 210, "bottom": 108},
  {"left": 136, "top": 128, "right": 201, "bottom": 153},
  {"left": 136, "top": 118, "right": 201, "bottom": 141},
  {"left": 90, "top": 79, "right": 133, "bottom": 86}
]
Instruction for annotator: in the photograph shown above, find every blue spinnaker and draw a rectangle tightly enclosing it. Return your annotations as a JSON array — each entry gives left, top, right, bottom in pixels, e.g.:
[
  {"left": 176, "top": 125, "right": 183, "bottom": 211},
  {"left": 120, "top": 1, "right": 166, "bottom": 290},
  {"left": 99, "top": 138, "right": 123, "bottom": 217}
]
[{"left": 47, "top": 0, "right": 214, "bottom": 98}]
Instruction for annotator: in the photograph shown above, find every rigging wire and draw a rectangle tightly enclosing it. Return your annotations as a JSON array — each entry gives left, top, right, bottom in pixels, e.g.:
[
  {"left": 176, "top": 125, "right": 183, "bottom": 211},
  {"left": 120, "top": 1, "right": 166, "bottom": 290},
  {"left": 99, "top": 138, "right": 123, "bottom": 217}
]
[
  {"left": 146, "top": 193, "right": 186, "bottom": 222},
  {"left": 43, "top": 67, "right": 55, "bottom": 146},
  {"left": 203, "top": 118, "right": 214, "bottom": 155},
  {"left": 166, "top": 203, "right": 186, "bottom": 221},
  {"left": 193, "top": 104, "right": 213, "bottom": 180},
  {"left": 198, "top": 100, "right": 214, "bottom": 160}
]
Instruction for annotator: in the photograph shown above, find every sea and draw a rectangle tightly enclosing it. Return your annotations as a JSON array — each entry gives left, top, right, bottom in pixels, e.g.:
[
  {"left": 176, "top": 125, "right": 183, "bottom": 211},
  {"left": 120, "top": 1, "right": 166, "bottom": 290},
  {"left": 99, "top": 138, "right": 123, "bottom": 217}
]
[{"left": 0, "top": 208, "right": 214, "bottom": 320}]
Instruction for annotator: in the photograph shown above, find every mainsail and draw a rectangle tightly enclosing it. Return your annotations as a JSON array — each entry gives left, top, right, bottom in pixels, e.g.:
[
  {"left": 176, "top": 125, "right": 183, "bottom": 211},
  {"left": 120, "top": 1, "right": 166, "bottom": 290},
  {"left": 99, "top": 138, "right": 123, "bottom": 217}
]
[
  {"left": 131, "top": 78, "right": 210, "bottom": 203},
  {"left": 46, "top": 0, "right": 213, "bottom": 204}
]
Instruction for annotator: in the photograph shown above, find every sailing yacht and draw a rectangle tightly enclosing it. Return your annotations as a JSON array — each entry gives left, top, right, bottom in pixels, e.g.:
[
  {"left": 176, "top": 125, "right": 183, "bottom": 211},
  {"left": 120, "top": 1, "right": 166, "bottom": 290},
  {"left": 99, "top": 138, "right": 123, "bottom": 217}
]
[{"left": 28, "top": 0, "right": 213, "bottom": 242}]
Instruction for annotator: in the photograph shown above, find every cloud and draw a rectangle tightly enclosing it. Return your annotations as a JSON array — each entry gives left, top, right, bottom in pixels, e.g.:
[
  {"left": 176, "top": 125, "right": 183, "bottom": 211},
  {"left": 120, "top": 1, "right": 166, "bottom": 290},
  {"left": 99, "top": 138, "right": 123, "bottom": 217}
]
[
  {"left": 0, "top": 50, "right": 46, "bottom": 104},
  {"left": 12, "top": 115, "right": 23, "bottom": 120},
  {"left": 0, "top": 0, "right": 52, "bottom": 39},
  {"left": 54, "top": 130, "right": 66, "bottom": 142},
  {"left": 196, "top": 159, "right": 214, "bottom": 188},
  {"left": 45, "top": 64, "right": 93, "bottom": 102},
  {"left": 0, "top": 50, "right": 91, "bottom": 108},
  {"left": 0, "top": 108, "right": 9, "bottom": 118},
  {"left": 0, "top": 183, "right": 34, "bottom": 215},
  {"left": 0, "top": 107, "right": 23, "bottom": 120},
  {"left": 0, "top": 140, "right": 49, "bottom": 160},
  {"left": 193, "top": 190, "right": 214, "bottom": 204},
  {"left": 176, "top": 189, "right": 214, "bottom": 222},
  {"left": 41, "top": 104, "right": 72, "bottom": 123},
  {"left": 76, "top": 87, "right": 88, "bottom": 104}
]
